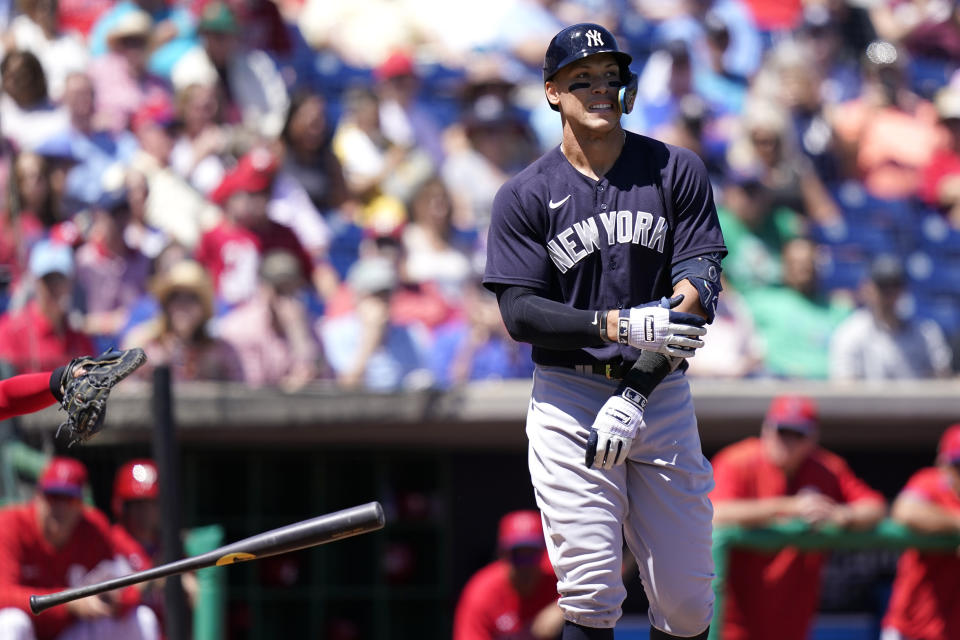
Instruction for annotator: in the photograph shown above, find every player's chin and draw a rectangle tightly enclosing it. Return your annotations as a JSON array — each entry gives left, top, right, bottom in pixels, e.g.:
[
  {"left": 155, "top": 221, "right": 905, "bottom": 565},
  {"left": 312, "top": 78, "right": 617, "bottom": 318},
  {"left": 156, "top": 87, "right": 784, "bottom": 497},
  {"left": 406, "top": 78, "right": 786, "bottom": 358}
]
[{"left": 582, "top": 113, "right": 620, "bottom": 133}]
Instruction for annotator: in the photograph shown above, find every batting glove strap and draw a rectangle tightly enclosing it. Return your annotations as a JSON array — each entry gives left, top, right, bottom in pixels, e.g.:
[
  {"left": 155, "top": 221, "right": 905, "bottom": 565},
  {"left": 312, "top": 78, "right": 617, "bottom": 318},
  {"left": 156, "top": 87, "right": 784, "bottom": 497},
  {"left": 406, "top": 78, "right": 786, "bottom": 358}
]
[{"left": 621, "top": 306, "right": 706, "bottom": 357}]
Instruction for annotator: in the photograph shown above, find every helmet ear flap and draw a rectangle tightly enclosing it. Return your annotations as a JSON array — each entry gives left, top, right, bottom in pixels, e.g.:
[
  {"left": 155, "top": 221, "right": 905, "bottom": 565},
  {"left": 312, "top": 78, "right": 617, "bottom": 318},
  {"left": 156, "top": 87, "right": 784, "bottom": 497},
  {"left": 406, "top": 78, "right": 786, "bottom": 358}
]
[{"left": 618, "top": 72, "right": 638, "bottom": 115}]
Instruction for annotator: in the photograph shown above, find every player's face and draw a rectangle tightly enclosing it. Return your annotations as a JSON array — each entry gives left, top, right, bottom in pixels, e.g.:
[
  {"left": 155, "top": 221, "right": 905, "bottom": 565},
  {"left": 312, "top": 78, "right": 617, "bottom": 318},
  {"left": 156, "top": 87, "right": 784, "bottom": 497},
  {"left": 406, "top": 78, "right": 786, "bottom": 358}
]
[
  {"left": 762, "top": 424, "right": 816, "bottom": 473},
  {"left": 548, "top": 54, "right": 623, "bottom": 130},
  {"left": 37, "top": 492, "right": 83, "bottom": 547}
]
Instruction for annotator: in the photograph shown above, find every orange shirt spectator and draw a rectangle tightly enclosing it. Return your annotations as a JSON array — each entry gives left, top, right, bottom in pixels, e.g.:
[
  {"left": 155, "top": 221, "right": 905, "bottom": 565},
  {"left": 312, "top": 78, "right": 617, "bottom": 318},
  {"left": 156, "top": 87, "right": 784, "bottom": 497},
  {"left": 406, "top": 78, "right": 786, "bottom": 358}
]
[{"left": 831, "top": 41, "right": 943, "bottom": 199}]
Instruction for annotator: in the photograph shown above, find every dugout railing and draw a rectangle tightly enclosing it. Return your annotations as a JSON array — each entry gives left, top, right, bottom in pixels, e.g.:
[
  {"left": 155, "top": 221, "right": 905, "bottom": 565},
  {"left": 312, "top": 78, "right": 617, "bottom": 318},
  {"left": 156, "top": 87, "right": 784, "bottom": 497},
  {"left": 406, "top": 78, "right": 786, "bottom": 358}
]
[{"left": 710, "top": 519, "right": 960, "bottom": 640}]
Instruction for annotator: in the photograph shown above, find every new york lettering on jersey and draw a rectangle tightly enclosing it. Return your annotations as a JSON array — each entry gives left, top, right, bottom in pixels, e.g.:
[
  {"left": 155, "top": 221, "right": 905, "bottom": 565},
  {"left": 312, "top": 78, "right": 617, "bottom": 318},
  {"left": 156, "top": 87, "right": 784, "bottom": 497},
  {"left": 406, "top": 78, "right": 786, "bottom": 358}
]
[{"left": 546, "top": 208, "right": 668, "bottom": 273}]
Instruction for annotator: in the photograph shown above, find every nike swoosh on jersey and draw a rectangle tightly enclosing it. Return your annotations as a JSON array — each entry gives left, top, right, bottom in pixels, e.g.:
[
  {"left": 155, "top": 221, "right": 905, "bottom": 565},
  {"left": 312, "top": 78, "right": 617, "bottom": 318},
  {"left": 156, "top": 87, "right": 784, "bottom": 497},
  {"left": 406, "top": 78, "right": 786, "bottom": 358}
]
[{"left": 548, "top": 195, "right": 572, "bottom": 209}]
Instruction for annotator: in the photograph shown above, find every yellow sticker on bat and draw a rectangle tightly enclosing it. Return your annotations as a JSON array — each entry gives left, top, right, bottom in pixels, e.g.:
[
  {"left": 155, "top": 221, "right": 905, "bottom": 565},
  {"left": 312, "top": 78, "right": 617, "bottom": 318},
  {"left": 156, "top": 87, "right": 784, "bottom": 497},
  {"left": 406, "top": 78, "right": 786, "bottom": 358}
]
[{"left": 216, "top": 552, "right": 257, "bottom": 566}]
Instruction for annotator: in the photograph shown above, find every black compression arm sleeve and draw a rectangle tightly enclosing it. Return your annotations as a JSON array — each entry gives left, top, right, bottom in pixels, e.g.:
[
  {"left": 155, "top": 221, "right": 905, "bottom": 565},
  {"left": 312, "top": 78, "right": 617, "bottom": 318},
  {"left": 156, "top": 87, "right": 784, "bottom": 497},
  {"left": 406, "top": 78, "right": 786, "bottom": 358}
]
[
  {"left": 618, "top": 350, "right": 674, "bottom": 398},
  {"left": 495, "top": 285, "right": 606, "bottom": 350}
]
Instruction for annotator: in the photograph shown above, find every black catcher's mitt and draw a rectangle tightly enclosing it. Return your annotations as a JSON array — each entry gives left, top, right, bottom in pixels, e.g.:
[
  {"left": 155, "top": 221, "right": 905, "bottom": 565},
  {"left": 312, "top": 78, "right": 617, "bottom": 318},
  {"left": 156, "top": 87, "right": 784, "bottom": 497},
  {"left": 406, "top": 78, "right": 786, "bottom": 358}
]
[{"left": 56, "top": 348, "right": 147, "bottom": 446}]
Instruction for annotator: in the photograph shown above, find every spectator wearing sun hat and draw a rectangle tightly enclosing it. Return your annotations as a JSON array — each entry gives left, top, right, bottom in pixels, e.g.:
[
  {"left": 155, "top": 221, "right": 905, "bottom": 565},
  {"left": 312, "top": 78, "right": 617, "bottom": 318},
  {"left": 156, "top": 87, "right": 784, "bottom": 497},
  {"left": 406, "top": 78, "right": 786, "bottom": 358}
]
[
  {"left": 453, "top": 509, "right": 562, "bottom": 640},
  {"left": 122, "top": 258, "right": 243, "bottom": 382},
  {"left": 195, "top": 148, "right": 314, "bottom": 307},
  {"left": 709, "top": 394, "right": 886, "bottom": 640},
  {"left": 0, "top": 456, "right": 161, "bottom": 640},
  {"left": 88, "top": 0, "right": 198, "bottom": 79},
  {"left": 87, "top": 6, "right": 173, "bottom": 133},
  {"left": 883, "top": 423, "right": 960, "bottom": 640}
]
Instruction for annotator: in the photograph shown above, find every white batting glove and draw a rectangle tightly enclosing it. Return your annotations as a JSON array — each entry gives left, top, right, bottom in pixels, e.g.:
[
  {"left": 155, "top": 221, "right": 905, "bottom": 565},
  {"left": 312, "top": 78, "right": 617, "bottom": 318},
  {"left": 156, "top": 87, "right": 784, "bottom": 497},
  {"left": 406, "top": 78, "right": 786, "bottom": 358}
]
[
  {"left": 618, "top": 295, "right": 706, "bottom": 358},
  {"left": 585, "top": 388, "right": 647, "bottom": 470}
]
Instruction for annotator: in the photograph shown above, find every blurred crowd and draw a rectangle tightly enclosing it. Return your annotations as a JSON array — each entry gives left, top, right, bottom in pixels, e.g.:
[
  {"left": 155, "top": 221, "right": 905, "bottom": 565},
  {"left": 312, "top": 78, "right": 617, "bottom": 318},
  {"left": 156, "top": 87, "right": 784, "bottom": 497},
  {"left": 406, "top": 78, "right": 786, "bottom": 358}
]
[{"left": 1, "top": 0, "right": 960, "bottom": 391}]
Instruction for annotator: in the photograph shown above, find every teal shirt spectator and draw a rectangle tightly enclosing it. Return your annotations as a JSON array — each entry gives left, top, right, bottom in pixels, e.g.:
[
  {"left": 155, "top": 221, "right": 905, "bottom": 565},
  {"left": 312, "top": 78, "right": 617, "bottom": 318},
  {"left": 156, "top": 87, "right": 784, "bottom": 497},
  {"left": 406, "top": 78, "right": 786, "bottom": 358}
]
[
  {"left": 717, "top": 204, "right": 804, "bottom": 294},
  {"left": 744, "top": 285, "right": 852, "bottom": 379},
  {"left": 88, "top": 1, "right": 197, "bottom": 78}
]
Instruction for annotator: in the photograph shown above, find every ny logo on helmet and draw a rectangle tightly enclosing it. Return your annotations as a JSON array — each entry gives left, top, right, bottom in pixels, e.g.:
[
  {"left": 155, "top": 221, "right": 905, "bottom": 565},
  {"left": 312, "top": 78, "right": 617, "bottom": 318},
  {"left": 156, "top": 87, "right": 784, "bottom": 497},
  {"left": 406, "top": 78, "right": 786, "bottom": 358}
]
[{"left": 585, "top": 29, "right": 604, "bottom": 47}]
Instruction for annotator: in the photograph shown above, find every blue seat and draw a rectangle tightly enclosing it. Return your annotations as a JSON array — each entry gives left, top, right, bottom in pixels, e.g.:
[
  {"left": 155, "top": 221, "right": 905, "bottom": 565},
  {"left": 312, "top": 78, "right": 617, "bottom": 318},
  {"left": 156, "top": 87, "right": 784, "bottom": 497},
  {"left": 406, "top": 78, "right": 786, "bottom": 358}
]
[
  {"left": 914, "top": 294, "right": 960, "bottom": 338},
  {"left": 819, "top": 254, "right": 868, "bottom": 292},
  {"left": 918, "top": 213, "right": 960, "bottom": 258}
]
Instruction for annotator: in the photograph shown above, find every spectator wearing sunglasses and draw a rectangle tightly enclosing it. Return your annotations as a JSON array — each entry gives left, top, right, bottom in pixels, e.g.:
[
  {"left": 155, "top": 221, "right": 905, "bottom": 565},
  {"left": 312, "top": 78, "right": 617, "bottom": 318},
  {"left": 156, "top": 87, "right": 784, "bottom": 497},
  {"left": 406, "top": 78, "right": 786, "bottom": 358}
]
[
  {"left": 708, "top": 394, "right": 886, "bottom": 640},
  {"left": 453, "top": 510, "right": 563, "bottom": 640},
  {"left": 882, "top": 424, "right": 960, "bottom": 640}
]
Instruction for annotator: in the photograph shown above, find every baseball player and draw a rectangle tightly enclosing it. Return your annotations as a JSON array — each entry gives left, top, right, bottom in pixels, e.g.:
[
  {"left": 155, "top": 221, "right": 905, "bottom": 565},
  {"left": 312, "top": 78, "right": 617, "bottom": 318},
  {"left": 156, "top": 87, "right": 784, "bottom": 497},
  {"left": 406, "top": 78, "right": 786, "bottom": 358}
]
[{"left": 483, "top": 23, "right": 725, "bottom": 640}]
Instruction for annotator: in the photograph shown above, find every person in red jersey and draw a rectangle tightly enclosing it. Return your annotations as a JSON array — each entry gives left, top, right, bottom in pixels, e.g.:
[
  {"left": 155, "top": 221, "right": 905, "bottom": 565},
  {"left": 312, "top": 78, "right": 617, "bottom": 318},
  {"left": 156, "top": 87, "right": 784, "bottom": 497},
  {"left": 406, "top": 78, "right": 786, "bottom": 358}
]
[
  {"left": 111, "top": 459, "right": 197, "bottom": 635},
  {"left": 0, "top": 457, "right": 159, "bottom": 639},
  {"left": 0, "top": 241, "right": 95, "bottom": 374},
  {"left": 709, "top": 394, "right": 886, "bottom": 640},
  {"left": 454, "top": 510, "right": 563, "bottom": 640},
  {"left": 881, "top": 423, "right": 960, "bottom": 640},
  {"left": 194, "top": 147, "right": 314, "bottom": 307}
]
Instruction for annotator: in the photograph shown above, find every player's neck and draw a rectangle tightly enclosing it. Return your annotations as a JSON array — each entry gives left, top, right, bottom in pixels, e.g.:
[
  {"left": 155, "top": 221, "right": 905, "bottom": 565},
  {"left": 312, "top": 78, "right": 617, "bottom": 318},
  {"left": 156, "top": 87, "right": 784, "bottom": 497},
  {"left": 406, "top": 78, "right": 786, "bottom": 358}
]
[{"left": 560, "top": 125, "right": 625, "bottom": 181}]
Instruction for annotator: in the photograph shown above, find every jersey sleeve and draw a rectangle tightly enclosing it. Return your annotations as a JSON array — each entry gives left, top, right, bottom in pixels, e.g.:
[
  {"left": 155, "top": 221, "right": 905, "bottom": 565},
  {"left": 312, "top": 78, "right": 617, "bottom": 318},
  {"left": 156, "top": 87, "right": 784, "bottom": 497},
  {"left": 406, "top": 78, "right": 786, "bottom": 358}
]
[
  {"left": 709, "top": 445, "right": 752, "bottom": 501},
  {"left": 452, "top": 570, "right": 496, "bottom": 640},
  {"left": 0, "top": 507, "right": 74, "bottom": 634},
  {"left": 0, "top": 372, "right": 58, "bottom": 422},
  {"left": 483, "top": 184, "right": 554, "bottom": 291},
  {"left": 668, "top": 146, "right": 727, "bottom": 264},
  {"left": 897, "top": 468, "right": 950, "bottom": 506}
]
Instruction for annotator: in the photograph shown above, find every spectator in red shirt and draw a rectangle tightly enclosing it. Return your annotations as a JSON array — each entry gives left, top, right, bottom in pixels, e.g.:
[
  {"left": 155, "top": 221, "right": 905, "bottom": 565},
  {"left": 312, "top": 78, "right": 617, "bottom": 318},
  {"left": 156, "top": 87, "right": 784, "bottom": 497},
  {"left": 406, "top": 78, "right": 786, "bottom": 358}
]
[
  {"left": 882, "top": 423, "right": 960, "bottom": 640},
  {"left": 0, "top": 457, "right": 159, "bottom": 639},
  {"left": 453, "top": 510, "right": 562, "bottom": 640},
  {"left": 195, "top": 147, "right": 314, "bottom": 307},
  {"left": 709, "top": 394, "right": 886, "bottom": 640},
  {"left": 0, "top": 240, "right": 94, "bottom": 373}
]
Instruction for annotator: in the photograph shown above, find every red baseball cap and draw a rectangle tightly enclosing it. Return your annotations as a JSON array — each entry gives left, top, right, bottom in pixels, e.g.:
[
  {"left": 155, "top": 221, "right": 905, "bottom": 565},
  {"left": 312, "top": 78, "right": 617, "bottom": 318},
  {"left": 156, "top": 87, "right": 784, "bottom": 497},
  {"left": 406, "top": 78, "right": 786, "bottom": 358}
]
[
  {"left": 112, "top": 459, "right": 159, "bottom": 516},
  {"left": 938, "top": 424, "right": 960, "bottom": 464},
  {"left": 210, "top": 147, "right": 278, "bottom": 205},
  {"left": 765, "top": 394, "right": 818, "bottom": 435},
  {"left": 38, "top": 457, "right": 87, "bottom": 498},
  {"left": 375, "top": 51, "right": 415, "bottom": 81},
  {"left": 497, "top": 510, "right": 544, "bottom": 550},
  {"left": 131, "top": 94, "right": 176, "bottom": 132}
]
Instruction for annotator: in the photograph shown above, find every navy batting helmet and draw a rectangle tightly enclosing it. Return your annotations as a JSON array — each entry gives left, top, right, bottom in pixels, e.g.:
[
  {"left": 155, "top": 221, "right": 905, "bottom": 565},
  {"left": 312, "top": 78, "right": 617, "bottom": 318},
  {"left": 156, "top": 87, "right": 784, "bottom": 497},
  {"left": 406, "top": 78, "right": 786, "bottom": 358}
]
[{"left": 542, "top": 23, "right": 637, "bottom": 114}]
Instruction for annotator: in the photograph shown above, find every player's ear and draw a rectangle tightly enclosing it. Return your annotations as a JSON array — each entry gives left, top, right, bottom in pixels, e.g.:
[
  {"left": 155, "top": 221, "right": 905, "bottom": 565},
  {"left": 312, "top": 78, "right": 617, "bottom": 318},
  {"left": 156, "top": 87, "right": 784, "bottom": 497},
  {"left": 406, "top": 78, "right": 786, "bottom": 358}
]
[{"left": 544, "top": 81, "right": 561, "bottom": 110}]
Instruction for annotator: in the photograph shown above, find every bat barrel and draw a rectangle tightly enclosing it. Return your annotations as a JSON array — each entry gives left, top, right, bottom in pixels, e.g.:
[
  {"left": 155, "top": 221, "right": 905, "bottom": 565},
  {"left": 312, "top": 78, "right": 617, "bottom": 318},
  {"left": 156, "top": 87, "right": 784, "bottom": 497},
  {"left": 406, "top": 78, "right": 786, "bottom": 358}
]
[{"left": 30, "top": 501, "right": 385, "bottom": 615}]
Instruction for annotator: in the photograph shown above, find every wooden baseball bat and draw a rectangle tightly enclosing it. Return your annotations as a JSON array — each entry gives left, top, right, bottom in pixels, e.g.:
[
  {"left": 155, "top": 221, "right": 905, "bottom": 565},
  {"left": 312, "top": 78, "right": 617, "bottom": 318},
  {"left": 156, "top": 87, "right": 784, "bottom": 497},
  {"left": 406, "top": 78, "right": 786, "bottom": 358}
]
[{"left": 30, "top": 501, "right": 385, "bottom": 615}]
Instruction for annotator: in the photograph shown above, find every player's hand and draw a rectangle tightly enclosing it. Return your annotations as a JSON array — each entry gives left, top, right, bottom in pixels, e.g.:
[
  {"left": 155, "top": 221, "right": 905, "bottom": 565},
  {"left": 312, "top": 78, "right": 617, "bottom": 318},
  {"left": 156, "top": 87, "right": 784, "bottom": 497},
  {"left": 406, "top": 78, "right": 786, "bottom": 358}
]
[
  {"left": 791, "top": 489, "right": 839, "bottom": 526},
  {"left": 66, "top": 594, "right": 115, "bottom": 619},
  {"left": 620, "top": 295, "right": 706, "bottom": 358},
  {"left": 585, "top": 388, "right": 647, "bottom": 470}
]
